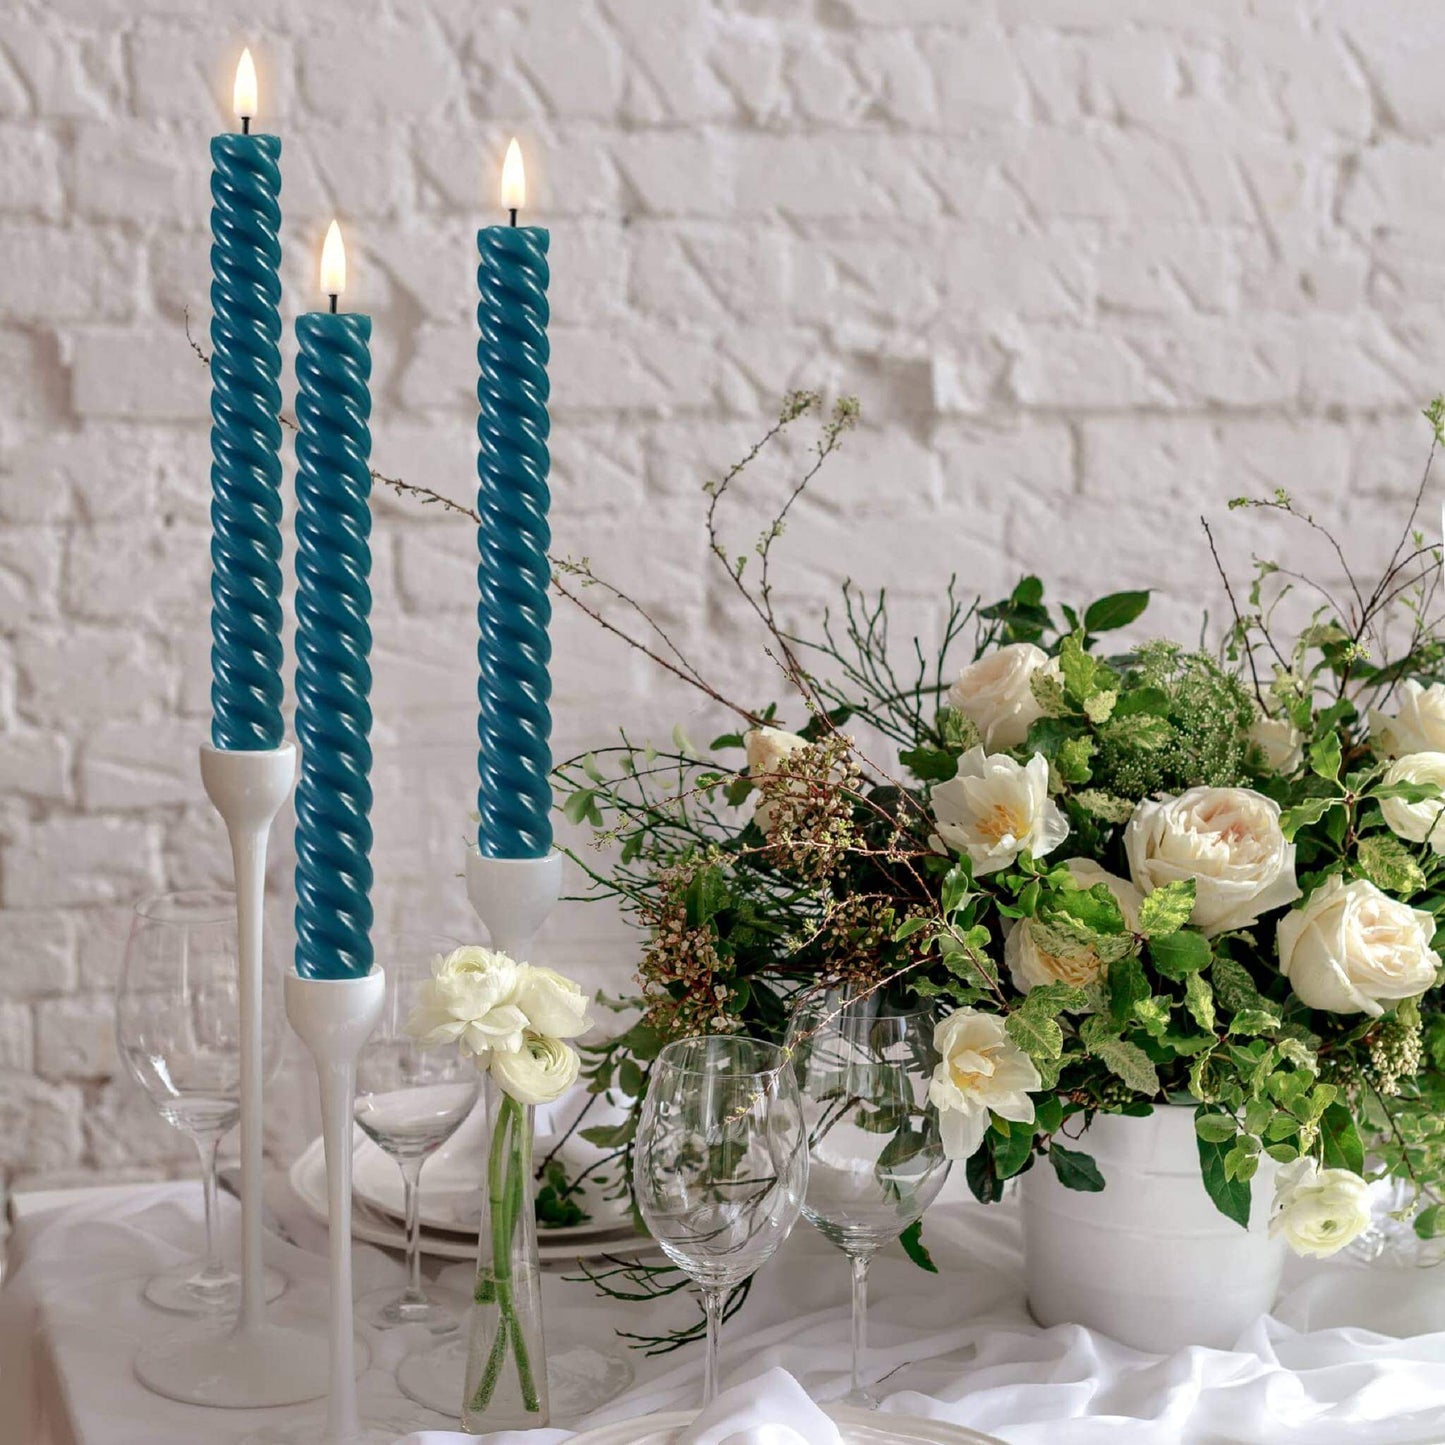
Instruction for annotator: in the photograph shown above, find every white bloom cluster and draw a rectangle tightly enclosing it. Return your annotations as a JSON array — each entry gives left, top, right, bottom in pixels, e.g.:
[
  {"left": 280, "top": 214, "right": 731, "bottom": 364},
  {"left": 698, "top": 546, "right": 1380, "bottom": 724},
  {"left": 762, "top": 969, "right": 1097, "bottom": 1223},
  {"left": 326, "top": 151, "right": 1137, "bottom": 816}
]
[{"left": 407, "top": 946, "right": 590, "bottom": 1105}]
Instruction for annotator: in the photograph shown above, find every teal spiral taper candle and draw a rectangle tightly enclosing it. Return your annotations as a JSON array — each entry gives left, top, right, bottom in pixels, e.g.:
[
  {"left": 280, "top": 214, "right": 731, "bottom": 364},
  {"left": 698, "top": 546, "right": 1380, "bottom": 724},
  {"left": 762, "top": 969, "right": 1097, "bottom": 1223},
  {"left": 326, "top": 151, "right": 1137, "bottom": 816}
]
[
  {"left": 293, "top": 223, "right": 374, "bottom": 981},
  {"left": 209, "top": 51, "right": 285, "bottom": 752},
  {"left": 475, "top": 140, "right": 553, "bottom": 860}
]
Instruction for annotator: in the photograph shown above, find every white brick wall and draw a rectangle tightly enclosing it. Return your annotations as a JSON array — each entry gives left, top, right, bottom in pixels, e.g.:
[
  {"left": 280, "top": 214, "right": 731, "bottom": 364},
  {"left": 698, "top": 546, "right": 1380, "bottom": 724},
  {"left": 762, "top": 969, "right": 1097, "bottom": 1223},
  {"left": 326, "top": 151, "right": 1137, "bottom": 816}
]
[{"left": 2, "top": 0, "right": 1443, "bottom": 1189}]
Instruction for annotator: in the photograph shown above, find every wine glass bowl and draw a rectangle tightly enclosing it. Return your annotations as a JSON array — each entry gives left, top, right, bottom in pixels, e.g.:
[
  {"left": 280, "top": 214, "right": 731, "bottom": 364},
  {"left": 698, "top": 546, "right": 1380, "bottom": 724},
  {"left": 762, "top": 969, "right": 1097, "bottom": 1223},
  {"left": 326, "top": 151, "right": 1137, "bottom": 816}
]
[
  {"left": 116, "top": 889, "right": 285, "bottom": 1315},
  {"left": 786, "top": 990, "right": 949, "bottom": 1406},
  {"left": 632, "top": 1035, "right": 807, "bottom": 1401}
]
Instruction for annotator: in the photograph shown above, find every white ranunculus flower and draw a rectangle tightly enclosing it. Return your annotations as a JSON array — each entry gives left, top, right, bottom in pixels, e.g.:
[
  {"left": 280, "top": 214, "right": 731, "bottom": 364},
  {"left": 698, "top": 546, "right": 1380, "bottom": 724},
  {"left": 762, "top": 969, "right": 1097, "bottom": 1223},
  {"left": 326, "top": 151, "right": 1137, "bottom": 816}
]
[
  {"left": 1369, "top": 680, "right": 1445, "bottom": 759},
  {"left": 1268, "top": 1157, "right": 1372, "bottom": 1259},
  {"left": 1277, "top": 874, "right": 1440, "bottom": 1017},
  {"left": 930, "top": 747, "right": 1069, "bottom": 876},
  {"left": 1124, "top": 786, "right": 1301, "bottom": 937},
  {"left": 1249, "top": 712, "right": 1305, "bottom": 775},
  {"left": 928, "top": 1008, "right": 1042, "bottom": 1160},
  {"left": 947, "top": 643, "right": 1060, "bottom": 751},
  {"left": 1005, "top": 858, "right": 1143, "bottom": 994},
  {"left": 516, "top": 964, "right": 591, "bottom": 1039},
  {"left": 406, "top": 945, "right": 529, "bottom": 1059},
  {"left": 1379, "top": 752, "right": 1445, "bottom": 854},
  {"left": 744, "top": 725, "right": 810, "bottom": 832},
  {"left": 490, "top": 1031, "right": 581, "bottom": 1106}
]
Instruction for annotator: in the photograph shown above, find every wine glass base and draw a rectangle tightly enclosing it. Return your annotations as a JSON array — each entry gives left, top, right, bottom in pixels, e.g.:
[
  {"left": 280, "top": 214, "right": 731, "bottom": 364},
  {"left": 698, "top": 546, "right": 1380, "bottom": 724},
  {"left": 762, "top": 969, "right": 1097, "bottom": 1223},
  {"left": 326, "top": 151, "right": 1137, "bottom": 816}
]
[
  {"left": 356, "top": 1281, "right": 469, "bottom": 1333},
  {"left": 134, "top": 1318, "right": 347, "bottom": 1408},
  {"left": 143, "top": 1262, "right": 286, "bottom": 1315},
  {"left": 396, "top": 1326, "right": 635, "bottom": 1424},
  {"left": 840, "top": 1385, "right": 880, "bottom": 1410}
]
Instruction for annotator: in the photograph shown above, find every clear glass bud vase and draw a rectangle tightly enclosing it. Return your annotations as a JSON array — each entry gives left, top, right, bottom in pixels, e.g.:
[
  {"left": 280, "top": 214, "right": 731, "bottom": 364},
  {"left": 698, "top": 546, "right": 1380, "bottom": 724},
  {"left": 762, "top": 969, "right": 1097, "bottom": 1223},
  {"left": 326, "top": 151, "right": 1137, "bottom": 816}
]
[{"left": 461, "top": 1073, "right": 549, "bottom": 1431}]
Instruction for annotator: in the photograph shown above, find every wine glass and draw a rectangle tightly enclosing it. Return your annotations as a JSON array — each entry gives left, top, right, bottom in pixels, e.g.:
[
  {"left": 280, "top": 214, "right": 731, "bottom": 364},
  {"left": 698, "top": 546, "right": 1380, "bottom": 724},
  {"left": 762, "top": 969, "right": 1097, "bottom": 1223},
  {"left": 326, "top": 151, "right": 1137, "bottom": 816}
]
[
  {"left": 786, "top": 989, "right": 950, "bottom": 1407},
  {"left": 115, "top": 890, "right": 285, "bottom": 1314},
  {"left": 632, "top": 1035, "right": 808, "bottom": 1405},
  {"left": 353, "top": 933, "right": 480, "bottom": 1331}
]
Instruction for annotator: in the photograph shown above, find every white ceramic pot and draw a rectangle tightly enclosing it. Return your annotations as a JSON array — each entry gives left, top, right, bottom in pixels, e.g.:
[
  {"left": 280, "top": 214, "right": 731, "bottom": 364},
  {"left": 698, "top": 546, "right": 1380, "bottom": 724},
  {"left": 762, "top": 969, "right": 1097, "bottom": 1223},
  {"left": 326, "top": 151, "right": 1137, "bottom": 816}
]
[{"left": 1020, "top": 1105, "right": 1286, "bottom": 1353}]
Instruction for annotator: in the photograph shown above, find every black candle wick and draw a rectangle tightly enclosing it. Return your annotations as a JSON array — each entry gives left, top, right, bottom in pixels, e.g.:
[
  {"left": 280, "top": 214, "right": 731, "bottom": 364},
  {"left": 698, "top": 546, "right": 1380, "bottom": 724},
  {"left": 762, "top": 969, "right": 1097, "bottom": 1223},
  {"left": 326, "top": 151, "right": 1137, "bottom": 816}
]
[
  {"left": 509, "top": 208, "right": 518, "bottom": 228},
  {"left": 328, "top": 293, "right": 338, "bottom": 314},
  {"left": 241, "top": 115, "right": 251, "bottom": 135}
]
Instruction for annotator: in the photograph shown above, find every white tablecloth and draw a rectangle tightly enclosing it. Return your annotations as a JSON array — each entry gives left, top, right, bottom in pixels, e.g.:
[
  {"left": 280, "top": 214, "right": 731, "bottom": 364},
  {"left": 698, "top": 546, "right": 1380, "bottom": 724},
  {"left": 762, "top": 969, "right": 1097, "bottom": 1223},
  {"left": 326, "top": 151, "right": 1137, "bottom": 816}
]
[{"left": 4, "top": 1175, "right": 1445, "bottom": 1444}]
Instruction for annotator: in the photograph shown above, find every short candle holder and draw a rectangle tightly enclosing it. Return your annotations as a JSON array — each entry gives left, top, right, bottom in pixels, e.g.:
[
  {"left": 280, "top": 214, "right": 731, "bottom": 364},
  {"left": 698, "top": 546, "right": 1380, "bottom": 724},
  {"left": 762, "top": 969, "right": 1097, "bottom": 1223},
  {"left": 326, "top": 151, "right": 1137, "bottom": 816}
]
[{"left": 134, "top": 743, "right": 329, "bottom": 1408}]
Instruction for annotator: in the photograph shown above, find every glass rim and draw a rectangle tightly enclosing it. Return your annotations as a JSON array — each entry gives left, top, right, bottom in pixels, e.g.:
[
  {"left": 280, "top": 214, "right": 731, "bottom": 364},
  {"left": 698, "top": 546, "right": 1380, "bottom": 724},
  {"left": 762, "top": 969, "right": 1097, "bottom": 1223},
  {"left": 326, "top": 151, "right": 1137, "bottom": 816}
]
[
  {"left": 789, "top": 989, "right": 938, "bottom": 1024},
  {"left": 653, "top": 1034, "right": 790, "bottom": 1080},
  {"left": 134, "top": 888, "right": 237, "bottom": 925}
]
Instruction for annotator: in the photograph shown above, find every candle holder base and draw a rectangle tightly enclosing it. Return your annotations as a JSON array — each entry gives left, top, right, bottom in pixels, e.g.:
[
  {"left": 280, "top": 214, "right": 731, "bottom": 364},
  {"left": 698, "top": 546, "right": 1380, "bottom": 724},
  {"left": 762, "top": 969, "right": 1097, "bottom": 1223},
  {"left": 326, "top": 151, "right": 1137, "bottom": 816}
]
[{"left": 134, "top": 1318, "right": 330, "bottom": 1408}]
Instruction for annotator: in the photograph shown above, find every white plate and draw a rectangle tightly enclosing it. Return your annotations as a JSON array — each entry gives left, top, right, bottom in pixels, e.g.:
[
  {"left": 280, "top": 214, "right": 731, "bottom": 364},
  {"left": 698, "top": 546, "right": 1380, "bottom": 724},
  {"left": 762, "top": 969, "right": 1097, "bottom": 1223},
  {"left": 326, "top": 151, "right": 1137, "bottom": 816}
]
[
  {"left": 351, "top": 1103, "right": 631, "bottom": 1241},
  {"left": 288, "top": 1136, "right": 655, "bottom": 1265},
  {"left": 569, "top": 1406, "right": 1006, "bottom": 1444}
]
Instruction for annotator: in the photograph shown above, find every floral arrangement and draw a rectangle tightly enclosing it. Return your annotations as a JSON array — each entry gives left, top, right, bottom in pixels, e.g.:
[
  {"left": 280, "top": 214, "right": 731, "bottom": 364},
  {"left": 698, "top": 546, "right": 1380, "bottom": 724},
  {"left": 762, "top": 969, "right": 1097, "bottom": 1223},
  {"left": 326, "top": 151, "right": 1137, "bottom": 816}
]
[
  {"left": 547, "top": 395, "right": 1445, "bottom": 1277},
  {"left": 408, "top": 945, "right": 591, "bottom": 1412}
]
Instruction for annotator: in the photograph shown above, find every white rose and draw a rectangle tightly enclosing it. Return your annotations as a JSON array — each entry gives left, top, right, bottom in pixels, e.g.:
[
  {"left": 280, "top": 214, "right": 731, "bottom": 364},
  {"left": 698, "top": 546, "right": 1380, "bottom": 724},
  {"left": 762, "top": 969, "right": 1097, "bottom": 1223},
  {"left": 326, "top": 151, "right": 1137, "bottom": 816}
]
[
  {"left": 947, "top": 643, "right": 1060, "bottom": 751},
  {"left": 490, "top": 1031, "right": 581, "bottom": 1106},
  {"left": 1268, "top": 1157, "right": 1372, "bottom": 1259},
  {"left": 744, "top": 726, "right": 809, "bottom": 832},
  {"left": 1124, "top": 786, "right": 1300, "bottom": 937},
  {"left": 1005, "top": 858, "right": 1143, "bottom": 994},
  {"left": 1277, "top": 874, "right": 1440, "bottom": 1017},
  {"left": 1249, "top": 713, "right": 1304, "bottom": 775},
  {"left": 930, "top": 747, "right": 1069, "bottom": 876},
  {"left": 1369, "top": 680, "right": 1445, "bottom": 759},
  {"left": 516, "top": 964, "right": 591, "bottom": 1039},
  {"left": 1379, "top": 753, "right": 1445, "bottom": 854},
  {"left": 406, "top": 945, "right": 529, "bottom": 1059},
  {"left": 928, "top": 1008, "right": 1042, "bottom": 1160}
]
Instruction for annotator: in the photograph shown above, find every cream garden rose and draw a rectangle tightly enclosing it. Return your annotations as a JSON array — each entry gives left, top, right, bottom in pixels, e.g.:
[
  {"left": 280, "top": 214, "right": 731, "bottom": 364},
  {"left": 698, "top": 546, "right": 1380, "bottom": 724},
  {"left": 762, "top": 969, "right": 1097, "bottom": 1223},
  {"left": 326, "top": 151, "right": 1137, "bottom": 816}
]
[
  {"left": 928, "top": 1008, "right": 1042, "bottom": 1160},
  {"left": 744, "top": 725, "right": 810, "bottom": 832},
  {"left": 1005, "top": 858, "right": 1143, "bottom": 994},
  {"left": 407, "top": 945, "right": 529, "bottom": 1059},
  {"left": 1379, "top": 753, "right": 1445, "bottom": 853},
  {"left": 1249, "top": 712, "right": 1304, "bottom": 775},
  {"left": 490, "top": 1031, "right": 582, "bottom": 1106},
  {"left": 930, "top": 747, "right": 1068, "bottom": 875},
  {"left": 516, "top": 965, "right": 591, "bottom": 1039},
  {"left": 1368, "top": 680, "right": 1445, "bottom": 758},
  {"left": 1268, "top": 1157, "right": 1372, "bottom": 1259},
  {"left": 1277, "top": 874, "right": 1440, "bottom": 1016},
  {"left": 1124, "top": 786, "right": 1300, "bottom": 936},
  {"left": 947, "top": 643, "right": 1059, "bottom": 751}
]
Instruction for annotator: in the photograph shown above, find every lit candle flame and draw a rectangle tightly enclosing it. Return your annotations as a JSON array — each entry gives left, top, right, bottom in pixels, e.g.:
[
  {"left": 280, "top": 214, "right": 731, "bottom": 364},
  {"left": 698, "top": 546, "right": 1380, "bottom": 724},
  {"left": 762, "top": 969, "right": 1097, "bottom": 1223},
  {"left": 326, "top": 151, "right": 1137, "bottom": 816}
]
[
  {"left": 500, "top": 138, "right": 526, "bottom": 213},
  {"left": 233, "top": 48, "right": 258, "bottom": 121},
  {"left": 320, "top": 219, "right": 346, "bottom": 298}
]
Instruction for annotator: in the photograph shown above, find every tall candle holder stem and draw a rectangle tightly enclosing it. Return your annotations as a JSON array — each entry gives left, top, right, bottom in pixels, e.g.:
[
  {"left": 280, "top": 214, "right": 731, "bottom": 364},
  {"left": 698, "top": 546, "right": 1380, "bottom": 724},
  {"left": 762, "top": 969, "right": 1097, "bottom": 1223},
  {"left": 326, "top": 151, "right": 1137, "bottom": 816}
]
[{"left": 134, "top": 743, "right": 329, "bottom": 1408}]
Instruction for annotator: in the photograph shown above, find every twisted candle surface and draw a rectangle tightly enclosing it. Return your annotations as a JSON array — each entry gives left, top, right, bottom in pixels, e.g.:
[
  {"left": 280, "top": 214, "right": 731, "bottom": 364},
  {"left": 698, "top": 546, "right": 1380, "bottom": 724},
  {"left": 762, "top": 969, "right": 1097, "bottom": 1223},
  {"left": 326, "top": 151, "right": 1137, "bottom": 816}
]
[
  {"left": 209, "top": 133, "right": 285, "bottom": 751},
  {"left": 476, "top": 226, "right": 553, "bottom": 859},
  {"left": 294, "top": 312, "right": 374, "bottom": 980}
]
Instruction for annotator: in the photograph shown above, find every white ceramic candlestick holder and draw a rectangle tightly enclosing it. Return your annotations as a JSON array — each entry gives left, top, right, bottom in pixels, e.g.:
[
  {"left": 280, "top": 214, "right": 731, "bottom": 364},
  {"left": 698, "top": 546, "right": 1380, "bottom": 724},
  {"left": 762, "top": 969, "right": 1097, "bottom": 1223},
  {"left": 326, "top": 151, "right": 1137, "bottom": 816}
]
[
  {"left": 134, "top": 743, "right": 330, "bottom": 1408},
  {"left": 285, "top": 967, "right": 387, "bottom": 1444}
]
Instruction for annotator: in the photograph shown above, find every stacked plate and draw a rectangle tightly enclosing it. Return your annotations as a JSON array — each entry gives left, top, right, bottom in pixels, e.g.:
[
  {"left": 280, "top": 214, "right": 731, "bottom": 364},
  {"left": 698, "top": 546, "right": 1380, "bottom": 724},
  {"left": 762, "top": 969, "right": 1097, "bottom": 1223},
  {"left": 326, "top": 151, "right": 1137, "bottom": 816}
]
[{"left": 288, "top": 1096, "right": 657, "bottom": 1264}]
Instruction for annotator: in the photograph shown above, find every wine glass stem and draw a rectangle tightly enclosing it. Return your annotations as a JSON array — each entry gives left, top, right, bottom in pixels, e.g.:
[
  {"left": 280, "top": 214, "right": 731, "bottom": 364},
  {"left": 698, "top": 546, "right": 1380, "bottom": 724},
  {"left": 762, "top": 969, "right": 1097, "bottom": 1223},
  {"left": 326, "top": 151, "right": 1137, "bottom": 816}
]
[
  {"left": 400, "top": 1156, "right": 427, "bottom": 1304},
  {"left": 849, "top": 1252, "right": 870, "bottom": 1398},
  {"left": 192, "top": 1128, "right": 229, "bottom": 1285},
  {"left": 701, "top": 1285, "right": 726, "bottom": 1405}
]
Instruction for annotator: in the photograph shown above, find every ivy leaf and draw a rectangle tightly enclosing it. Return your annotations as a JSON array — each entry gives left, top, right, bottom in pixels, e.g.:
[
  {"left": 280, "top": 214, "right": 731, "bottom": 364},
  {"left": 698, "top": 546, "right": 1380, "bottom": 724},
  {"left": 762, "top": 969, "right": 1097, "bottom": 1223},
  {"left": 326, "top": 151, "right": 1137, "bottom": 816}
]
[
  {"left": 898, "top": 1219, "right": 939, "bottom": 1272},
  {"left": 900, "top": 746, "right": 960, "bottom": 783},
  {"left": 1197, "top": 1130, "right": 1252, "bottom": 1229},
  {"left": 1081, "top": 1016, "right": 1160, "bottom": 1095},
  {"left": 1210, "top": 954, "right": 1271, "bottom": 1016},
  {"left": 1185, "top": 972, "right": 1216, "bottom": 1032},
  {"left": 1309, "top": 732, "right": 1343, "bottom": 782},
  {"left": 1194, "top": 1111, "right": 1238, "bottom": 1144},
  {"left": 1103, "top": 712, "right": 1171, "bottom": 751},
  {"left": 1318, "top": 1100, "right": 1365, "bottom": 1175},
  {"left": 1083, "top": 590, "right": 1151, "bottom": 633},
  {"left": 1280, "top": 796, "right": 1337, "bottom": 841},
  {"left": 1048, "top": 1143, "right": 1106, "bottom": 1192},
  {"left": 1136, "top": 880, "right": 1197, "bottom": 938},
  {"left": 1059, "top": 633, "right": 1109, "bottom": 703},
  {"left": 1356, "top": 834, "right": 1428, "bottom": 897},
  {"left": 1074, "top": 790, "right": 1136, "bottom": 823},
  {"left": 1082, "top": 690, "right": 1117, "bottom": 725},
  {"left": 1106, "top": 955, "right": 1151, "bottom": 1025},
  {"left": 1056, "top": 734, "right": 1096, "bottom": 783},
  {"left": 1150, "top": 928, "right": 1211, "bottom": 980},
  {"left": 1006, "top": 1009, "right": 1064, "bottom": 1061},
  {"left": 1054, "top": 884, "right": 1127, "bottom": 935},
  {"left": 1019, "top": 981, "right": 1089, "bottom": 1017}
]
